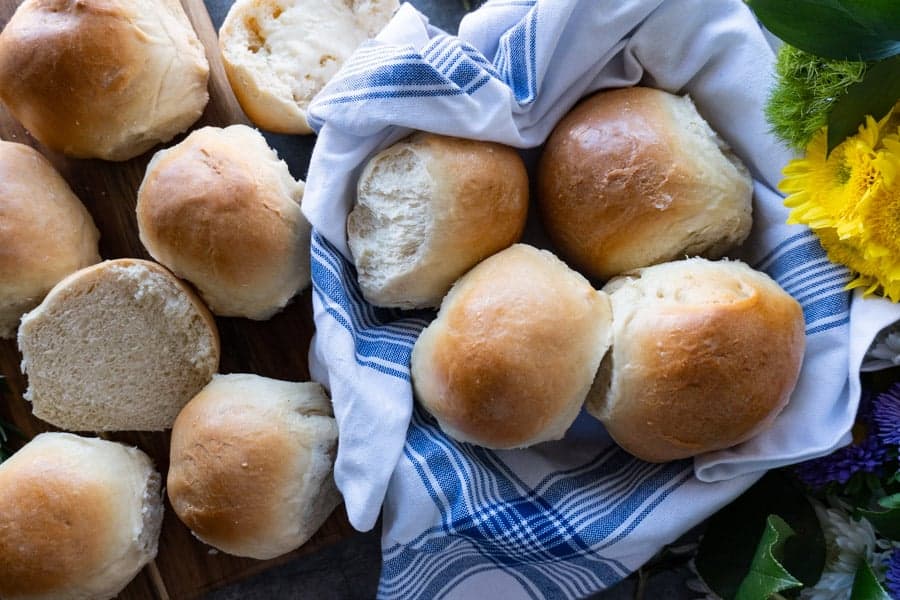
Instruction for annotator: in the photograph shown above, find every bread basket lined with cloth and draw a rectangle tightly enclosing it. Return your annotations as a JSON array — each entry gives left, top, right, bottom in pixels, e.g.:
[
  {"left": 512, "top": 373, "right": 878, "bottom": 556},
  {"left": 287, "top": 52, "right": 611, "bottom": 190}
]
[{"left": 302, "top": 0, "right": 900, "bottom": 597}]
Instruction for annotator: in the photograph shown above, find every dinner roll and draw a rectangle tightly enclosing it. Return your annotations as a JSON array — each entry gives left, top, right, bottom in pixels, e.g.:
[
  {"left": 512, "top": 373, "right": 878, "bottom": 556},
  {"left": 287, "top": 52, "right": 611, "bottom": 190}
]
[
  {"left": 412, "top": 244, "right": 613, "bottom": 449},
  {"left": 0, "top": 0, "right": 209, "bottom": 160},
  {"left": 137, "top": 125, "right": 310, "bottom": 320},
  {"left": 0, "top": 141, "right": 100, "bottom": 339},
  {"left": 18, "top": 259, "right": 220, "bottom": 431},
  {"left": 220, "top": 0, "right": 399, "bottom": 134},
  {"left": 348, "top": 133, "right": 529, "bottom": 309},
  {"left": 167, "top": 374, "right": 341, "bottom": 560},
  {"left": 586, "top": 258, "right": 805, "bottom": 462},
  {"left": 0, "top": 433, "right": 163, "bottom": 600},
  {"left": 537, "top": 87, "right": 753, "bottom": 281}
]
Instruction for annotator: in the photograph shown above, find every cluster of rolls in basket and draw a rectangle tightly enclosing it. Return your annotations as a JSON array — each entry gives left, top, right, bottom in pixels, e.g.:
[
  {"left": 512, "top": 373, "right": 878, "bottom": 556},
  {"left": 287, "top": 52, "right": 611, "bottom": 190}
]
[{"left": 0, "top": 0, "right": 805, "bottom": 596}]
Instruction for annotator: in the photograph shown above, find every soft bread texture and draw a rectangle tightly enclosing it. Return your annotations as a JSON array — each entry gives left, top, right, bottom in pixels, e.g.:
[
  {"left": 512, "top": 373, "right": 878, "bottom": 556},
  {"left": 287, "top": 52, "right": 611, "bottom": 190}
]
[
  {"left": 167, "top": 374, "right": 341, "bottom": 560},
  {"left": 0, "top": 433, "right": 163, "bottom": 600},
  {"left": 348, "top": 132, "right": 530, "bottom": 308},
  {"left": 537, "top": 87, "right": 753, "bottom": 281},
  {"left": 0, "top": 0, "right": 209, "bottom": 160},
  {"left": 137, "top": 125, "right": 310, "bottom": 320},
  {"left": 17, "top": 259, "right": 220, "bottom": 431},
  {"left": 586, "top": 258, "right": 805, "bottom": 462},
  {"left": 0, "top": 141, "right": 100, "bottom": 338},
  {"left": 411, "top": 244, "right": 613, "bottom": 449},
  {"left": 220, "top": 0, "right": 399, "bottom": 134}
]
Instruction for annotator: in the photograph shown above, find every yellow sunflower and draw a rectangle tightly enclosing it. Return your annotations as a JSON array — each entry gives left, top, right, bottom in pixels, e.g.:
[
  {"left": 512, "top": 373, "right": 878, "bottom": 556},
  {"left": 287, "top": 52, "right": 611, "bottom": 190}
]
[{"left": 780, "top": 104, "right": 900, "bottom": 302}]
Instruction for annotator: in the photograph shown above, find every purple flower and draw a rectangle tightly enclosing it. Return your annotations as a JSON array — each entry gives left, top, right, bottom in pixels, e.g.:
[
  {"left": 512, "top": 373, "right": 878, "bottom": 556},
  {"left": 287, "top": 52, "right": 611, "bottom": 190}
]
[
  {"left": 794, "top": 393, "right": 888, "bottom": 489},
  {"left": 886, "top": 548, "right": 900, "bottom": 599},
  {"left": 873, "top": 382, "right": 900, "bottom": 446}
]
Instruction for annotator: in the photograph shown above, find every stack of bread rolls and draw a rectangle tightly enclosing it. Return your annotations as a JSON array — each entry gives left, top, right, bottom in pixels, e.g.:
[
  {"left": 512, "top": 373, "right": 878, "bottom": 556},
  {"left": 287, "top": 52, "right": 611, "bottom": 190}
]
[{"left": 347, "top": 86, "right": 805, "bottom": 461}]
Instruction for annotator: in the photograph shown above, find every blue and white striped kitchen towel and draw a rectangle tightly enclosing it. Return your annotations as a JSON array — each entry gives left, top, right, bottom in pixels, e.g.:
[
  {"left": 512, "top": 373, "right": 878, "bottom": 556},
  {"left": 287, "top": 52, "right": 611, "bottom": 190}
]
[{"left": 302, "top": 1, "right": 900, "bottom": 597}]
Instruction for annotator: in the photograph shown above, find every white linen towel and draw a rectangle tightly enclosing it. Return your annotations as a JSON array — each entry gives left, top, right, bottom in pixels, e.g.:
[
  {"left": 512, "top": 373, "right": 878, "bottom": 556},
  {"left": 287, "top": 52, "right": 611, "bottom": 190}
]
[{"left": 302, "top": 1, "right": 900, "bottom": 596}]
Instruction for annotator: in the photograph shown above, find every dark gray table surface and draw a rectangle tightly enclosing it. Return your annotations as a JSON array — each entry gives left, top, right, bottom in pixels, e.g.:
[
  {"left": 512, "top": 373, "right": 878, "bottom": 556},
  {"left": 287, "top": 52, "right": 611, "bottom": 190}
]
[{"left": 202, "top": 1, "right": 698, "bottom": 597}]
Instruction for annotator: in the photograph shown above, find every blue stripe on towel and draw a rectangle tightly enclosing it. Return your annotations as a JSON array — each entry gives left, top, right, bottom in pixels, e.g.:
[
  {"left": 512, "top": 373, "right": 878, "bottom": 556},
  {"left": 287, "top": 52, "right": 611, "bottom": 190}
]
[{"left": 379, "top": 407, "right": 692, "bottom": 599}]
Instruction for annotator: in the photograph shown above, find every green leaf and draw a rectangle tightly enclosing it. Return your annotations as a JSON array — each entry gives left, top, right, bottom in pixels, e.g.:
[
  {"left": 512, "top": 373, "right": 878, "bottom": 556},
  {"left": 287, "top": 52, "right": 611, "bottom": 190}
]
[
  {"left": 878, "top": 493, "right": 900, "bottom": 510},
  {"left": 826, "top": 55, "right": 900, "bottom": 154},
  {"left": 735, "top": 515, "right": 803, "bottom": 600},
  {"left": 747, "top": 0, "right": 900, "bottom": 61},
  {"left": 859, "top": 506, "right": 900, "bottom": 540},
  {"left": 695, "top": 472, "right": 825, "bottom": 599},
  {"left": 850, "top": 560, "right": 892, "bottom": 600}
]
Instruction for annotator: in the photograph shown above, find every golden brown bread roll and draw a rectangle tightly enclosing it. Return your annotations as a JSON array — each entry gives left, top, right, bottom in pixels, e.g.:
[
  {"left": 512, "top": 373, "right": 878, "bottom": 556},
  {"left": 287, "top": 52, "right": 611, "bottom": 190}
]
[
  {"left": 537, "top": 87, "right": 753, "bottom": 281},
  {"left": 167, "top": 374, "right": 341, "bottom": 560},
  {"left": 586, "top": 258, "right": 805, "bottom": 462},
  {"left": 137, "top": 125, "right": 310, "bottom": 320},
  {"left": 0, "top": 0, "right": 209, "bottom": 160},
  {"left": 0, "top": 433, "right": 163, "bottom": 600},
  {"left": 411, "top": 244, "right": 613, "bottom": 449},
  {"left": 0, "top": 141, "right": 100, "bottom": 338},
  {"left": 348, "top": 132, "right": 529, "bottom": 309}
]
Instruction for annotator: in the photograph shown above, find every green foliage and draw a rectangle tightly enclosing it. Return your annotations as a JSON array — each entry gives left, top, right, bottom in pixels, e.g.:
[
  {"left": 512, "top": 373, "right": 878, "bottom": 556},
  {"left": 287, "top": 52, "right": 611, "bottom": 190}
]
[
  {"left": 765, "top": 45, "right": 867, "bottom": 150},
  {"left": 851, "top": 560, "right": 892, "bottom": 600},
  {"left": 735, "top": 515, "right": 803, "bottom": 600},
  {"left": 746, "top": 0, "right": 900, "bottom": 61},
  {"left": 695, "top": 472, "right": 825, "bottom": 599},
  {"left": 827, "top": 54, "right": 900, "bottom": 153}
]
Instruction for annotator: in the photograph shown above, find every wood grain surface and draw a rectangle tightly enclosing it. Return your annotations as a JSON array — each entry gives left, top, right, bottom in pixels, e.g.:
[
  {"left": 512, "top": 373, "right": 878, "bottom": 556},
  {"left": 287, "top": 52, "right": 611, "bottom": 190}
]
[{"left": 0, "top": 0, "right": 354, "bottom": 597}]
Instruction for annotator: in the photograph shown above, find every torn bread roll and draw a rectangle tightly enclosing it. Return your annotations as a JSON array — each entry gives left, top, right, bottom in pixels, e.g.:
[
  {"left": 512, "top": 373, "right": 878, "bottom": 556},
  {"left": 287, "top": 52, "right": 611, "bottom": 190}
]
[
  {"left": 537, "top": 87, "right": 753, "bottom": 281},
  {"left": 587, "top": 258, "right": 805, "bottom": 462},
  {"left": 0, "top": 0, "right": 209, "bottom": 160},
  {"left": 0, "top": 141, "right": 100, "bottom": 339},
  {"left": 348, "top": 132, "right": 529, "bottom": 309},
  {"left": 411, "top": 244, "right": 613, "bottom": 449},
  {"left": 219, "top": 0, "right": 399, "bottom": 134},
  {"left": 137, "top": 125, "right": 310, "bottom": 320},
  {"left": 0, "top": 433, "right": 163, "bottom": 600},
  {"left": 167, "top": 374, "right": 341, "bottom": 560},
  {"left": 17, "top": 259, "right": 220, "bottom": 431}
]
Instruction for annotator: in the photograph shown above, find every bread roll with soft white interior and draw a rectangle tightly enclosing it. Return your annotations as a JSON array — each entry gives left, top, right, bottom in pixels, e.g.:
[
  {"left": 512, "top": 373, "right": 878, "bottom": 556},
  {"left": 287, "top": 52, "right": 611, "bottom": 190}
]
[
  {"left": 0, "top": 141, "right": 100, "bottom": 339},
  {"left": 219, "top": 0, "right": 399, "bottom": 134},
  {"left": 587, "top": 258, "right": 805, "bottom": 462},
  {"left": 537, "top": 87, "right": 753, "bottom": 281},
  {"left": 348, "top": 132, "right": 529, "bottom": 309},
  {"left": 411, "top": 244, "right": 613, "bottom": 449},
  {"left": 167, "top": 374, "right": 341, "bottom": 560},
  {"left": 17, "top": 259, "right": 220, "bottom": 431},
  {"left": 137, "top": 125, "right": 310, "bottom": 320},
  {"left": 0, "top": 433, "right": 163, "bottom": 600},
  {"left": 0, "top": 0, "right": 209, "bottom": 161}
]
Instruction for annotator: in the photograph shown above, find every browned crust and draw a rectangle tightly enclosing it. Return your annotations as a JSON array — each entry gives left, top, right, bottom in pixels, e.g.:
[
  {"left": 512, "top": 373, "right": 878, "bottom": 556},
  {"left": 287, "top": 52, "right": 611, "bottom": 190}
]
[
  {"left": 0, "top": 450, "right": 113, "bottom": 596},
  {"left": 0, "top": 0, "right": 208, "bottom": 159},
  {"left": 136, "top": 136, "right": 296, "bottom": 291},
  {"left": 536, "top": 87, "right": 746, "bottom": 281},
  {"left": 421, "top": 132, "right": 529, "bottom": 257},
  {"left": 599, "top": 269, "right": 805, "bottom": 462},
  {"left": 166, "top": 385, "right": 295, "bottom": 550},
  {"left": 412, "top": 245, "right": 611, "bottom": 448}
]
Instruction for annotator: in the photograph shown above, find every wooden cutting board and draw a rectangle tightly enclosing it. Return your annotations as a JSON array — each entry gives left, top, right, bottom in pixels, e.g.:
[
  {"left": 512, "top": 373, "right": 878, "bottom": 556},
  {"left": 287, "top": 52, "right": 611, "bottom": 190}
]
[{"left": 0, "top": 0, "right": 355, "bottom": 597}]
